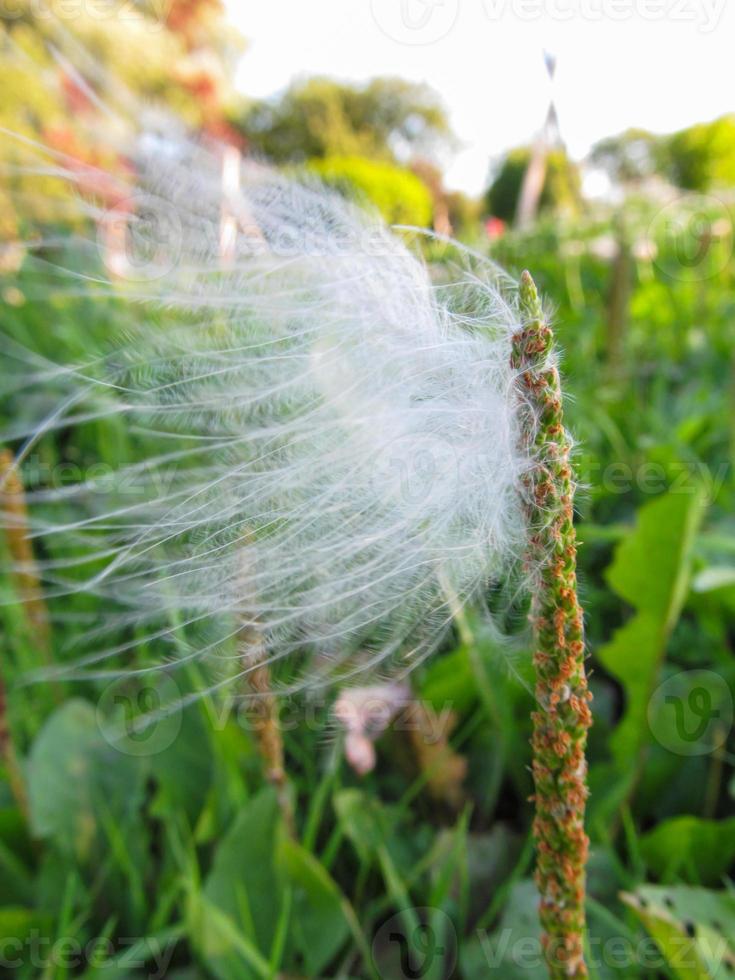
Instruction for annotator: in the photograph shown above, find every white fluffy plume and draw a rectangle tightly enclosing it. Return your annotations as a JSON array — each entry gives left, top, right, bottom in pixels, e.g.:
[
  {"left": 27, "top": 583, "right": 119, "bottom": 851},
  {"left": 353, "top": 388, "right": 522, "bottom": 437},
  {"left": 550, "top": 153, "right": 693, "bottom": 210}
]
[{"left": 1, "top": 60, "right": 535, "bottom": 694}]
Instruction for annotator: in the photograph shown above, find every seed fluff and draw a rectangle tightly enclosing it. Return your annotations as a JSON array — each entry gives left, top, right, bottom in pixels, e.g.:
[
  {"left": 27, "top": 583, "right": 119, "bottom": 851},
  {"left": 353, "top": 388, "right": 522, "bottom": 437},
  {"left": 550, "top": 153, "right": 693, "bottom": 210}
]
[{"left": 1, "top": 54, "right": 540, "bottom": 698}]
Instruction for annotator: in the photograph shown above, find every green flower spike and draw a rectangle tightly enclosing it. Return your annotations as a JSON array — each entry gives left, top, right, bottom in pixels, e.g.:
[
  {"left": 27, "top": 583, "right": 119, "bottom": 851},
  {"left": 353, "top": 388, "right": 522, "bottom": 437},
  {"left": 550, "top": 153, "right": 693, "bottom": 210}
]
[{"left": 513, "top": 271, "right": 592, "bottom": 979}]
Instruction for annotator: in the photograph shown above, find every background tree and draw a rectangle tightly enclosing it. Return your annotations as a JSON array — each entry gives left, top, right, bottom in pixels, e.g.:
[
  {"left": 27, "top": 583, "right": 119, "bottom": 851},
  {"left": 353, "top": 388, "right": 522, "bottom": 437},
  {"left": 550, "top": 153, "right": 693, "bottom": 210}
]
[
  {"left": 237, "top": 77, "right": 454, "bottom": 229},
  {"left": 308, "top": 156, "right": 433, "bottom": 227},
  {"left": 485, "top": 146, "right": 581, "bottom": 223},
  {"left": 237, "top": 76, "right": 454, "bottom": 165},
  {"left": 591, "top": 116, "right": 735, "bottom": 193},
  {"left": 664, "top": 114, "right": 735, "bottom": 191},
  {"left": 590, "top": 128, "right": 660, "bottom": 186}
]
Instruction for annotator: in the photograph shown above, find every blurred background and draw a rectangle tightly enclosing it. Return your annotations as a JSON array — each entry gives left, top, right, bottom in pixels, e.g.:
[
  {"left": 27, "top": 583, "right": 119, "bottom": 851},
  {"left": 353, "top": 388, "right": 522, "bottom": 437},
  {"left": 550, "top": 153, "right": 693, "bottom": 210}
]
[{"left": 1, "top": 1, "right": 735, "bottom": 978}]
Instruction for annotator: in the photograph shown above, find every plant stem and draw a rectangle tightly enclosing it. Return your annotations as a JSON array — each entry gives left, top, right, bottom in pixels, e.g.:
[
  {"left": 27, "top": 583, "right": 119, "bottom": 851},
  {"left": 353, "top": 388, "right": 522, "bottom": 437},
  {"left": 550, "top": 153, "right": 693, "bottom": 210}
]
[
  {"left": 0, "top": 449, "right": 50, "bottom": 656},
  {"left": 236, "top": 540, "right": 294, "bottom": 831},
  {"left": 605, "top": 215, "right": 632, "bottom": 379},
  {"left": 513, "top": 271, "right": 592, "bottom": 979},
  {"left": 0, "top": 449, "right": 45, "bottom": 818},
  {"left": 238, "top": 623, "right": 294, "bottom": 834}
]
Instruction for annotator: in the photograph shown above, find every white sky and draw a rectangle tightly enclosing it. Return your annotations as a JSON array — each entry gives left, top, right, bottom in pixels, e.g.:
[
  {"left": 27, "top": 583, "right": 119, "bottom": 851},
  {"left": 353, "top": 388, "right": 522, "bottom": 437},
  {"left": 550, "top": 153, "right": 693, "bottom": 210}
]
[{"left": 225, "top": 0, "right": 735, "bottom": 194}]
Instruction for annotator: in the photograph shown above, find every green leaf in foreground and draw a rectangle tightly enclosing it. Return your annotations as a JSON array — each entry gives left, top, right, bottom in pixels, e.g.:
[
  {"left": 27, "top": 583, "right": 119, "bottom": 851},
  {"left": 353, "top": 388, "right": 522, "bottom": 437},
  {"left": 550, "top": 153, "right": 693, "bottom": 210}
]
[
  {"left": 592, "top": 486, "right": 707, "bottom": 815},
  {"left": 27, "top": 699, "right": 144, "bottom": 862},
  {"left": 199, "top": 788, "right": 283, "bottom": 979},
  {"left": 622, "top": 885, "right": 735, "bottom": 979},
  {"left": 276, "top": 835, "right": 352, "bottom": 976},
  {"left": 199, "top": 788, "right": 358, "bottom": 978},
  {"left": 639, "top": 815, "right": 735, "bottom": 885}
]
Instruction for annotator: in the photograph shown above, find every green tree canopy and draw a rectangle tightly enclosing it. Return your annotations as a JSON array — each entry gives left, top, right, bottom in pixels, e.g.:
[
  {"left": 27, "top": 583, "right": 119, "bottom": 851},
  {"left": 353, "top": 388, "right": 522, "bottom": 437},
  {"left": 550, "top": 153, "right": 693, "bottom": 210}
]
[
  {"left": 238, "top": 76, "right": 453, "bottom": 165},
  {"left": 665, "top": 115, "right": 735, "bottom": 191},
  {"left": 591, "top": 116, "right": 735, "bottom": 192},
  {"left": 308, "top": 155, "right": 433, "bottom": 227},
  {"left": 590, "top": 128, "right": 660, "bottom": 185},
  {"left": 484, "top": 146, "right": 581, "bottom": 223}
]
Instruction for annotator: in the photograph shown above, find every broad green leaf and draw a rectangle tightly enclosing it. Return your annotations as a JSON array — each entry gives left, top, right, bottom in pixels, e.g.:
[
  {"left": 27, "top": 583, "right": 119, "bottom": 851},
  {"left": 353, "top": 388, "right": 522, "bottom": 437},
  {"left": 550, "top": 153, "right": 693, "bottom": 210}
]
[
  {"left": 605, "top": 485, "right": 707, "bottom": 630},
  {"left": 150, "top": 703, "right": 213, "bottom": 826},
  {"left": 27, "top": 699, "right": 144, "bottom": 862},
  {"left": 623, "top": 885, "right": 735, "bottom": 979},
  {"left": 640, "top": 816, "right": 735, "bottom": 885},
  {"left": 276, "top": 836, "right": 351, "bottom": 975},
  {"left": 187, "top": 892, "right": 271, "bottom": 980},
  {"left": 596, "top": 487, "right": 707, "bottom": 771},
  {"left": 200, "top": 789, "right": 283, "bottom": 979},
  {"left": 595, "top": 613, "right": 663, "bottom": 772},
  {"left": 628, "top": 911, "right": 709, "bottom": 980}
]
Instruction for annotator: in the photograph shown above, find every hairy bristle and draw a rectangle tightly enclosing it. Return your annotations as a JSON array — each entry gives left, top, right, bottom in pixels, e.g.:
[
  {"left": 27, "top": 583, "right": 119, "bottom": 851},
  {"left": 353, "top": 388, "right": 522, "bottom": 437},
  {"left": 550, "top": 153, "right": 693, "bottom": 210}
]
[{"left": 1, "top": 44, "right": 539, "bottom": 696}]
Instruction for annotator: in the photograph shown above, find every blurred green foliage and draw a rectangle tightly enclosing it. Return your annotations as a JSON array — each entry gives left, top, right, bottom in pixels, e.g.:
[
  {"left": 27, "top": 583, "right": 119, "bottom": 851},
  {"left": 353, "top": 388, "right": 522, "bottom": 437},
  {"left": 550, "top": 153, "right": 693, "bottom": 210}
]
[
  {"left": 590, "top": 129, "right": 662, "bottom": 186},
  {"left": 666, "top": 115, "right": 735, "bottom": 192},
  {"left": 485, "top": 146, "right": 581, "bottom": 222},
  {"left": 237, "top": 76, "right": 453, "bottom": 166},
  {"left": 592, "top": 115, "right": 735, "bottom": 194},
  {"left": 308, "top": 155, "right": 433, "bottom": 227},
  {"left": 239, "top": 76, "right": 453, "bottom": 229}
]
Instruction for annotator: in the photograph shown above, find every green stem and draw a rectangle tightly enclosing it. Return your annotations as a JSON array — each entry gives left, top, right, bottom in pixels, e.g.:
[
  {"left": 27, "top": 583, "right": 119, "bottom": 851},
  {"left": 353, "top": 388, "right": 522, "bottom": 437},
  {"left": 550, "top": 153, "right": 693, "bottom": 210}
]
[{"left": 513, "top": 271, "right": 592, "bottom": 979}]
